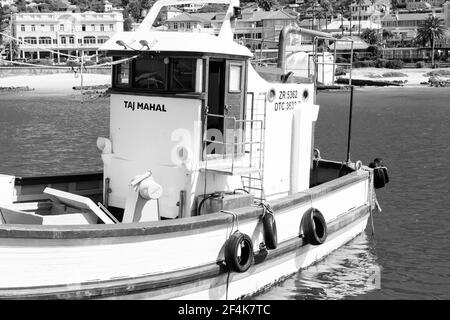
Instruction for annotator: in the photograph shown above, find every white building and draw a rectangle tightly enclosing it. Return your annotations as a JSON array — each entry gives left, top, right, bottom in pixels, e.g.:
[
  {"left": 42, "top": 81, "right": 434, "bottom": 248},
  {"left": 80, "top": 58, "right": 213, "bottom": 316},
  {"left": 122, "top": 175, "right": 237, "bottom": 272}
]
[
  {"left": 12, "top": 10, "right": 123, "bottom": 61},
  {"left": 0, "top": 0, "right": 14, "bottom": 7},
  {"left": 381, "top": 10, "right": 445, "bottom": 43},
  {"left": 349, "top": 0, "right": 385, "bottom": 31},
  {"left": 405, "top": 0, "right": 432, "bottom": 10},
  {"left": 444, "top": 1, "right": 450, "bottom": 27},
  {"left": 177, "top": 3, "right": 206, "bottom": 12}
]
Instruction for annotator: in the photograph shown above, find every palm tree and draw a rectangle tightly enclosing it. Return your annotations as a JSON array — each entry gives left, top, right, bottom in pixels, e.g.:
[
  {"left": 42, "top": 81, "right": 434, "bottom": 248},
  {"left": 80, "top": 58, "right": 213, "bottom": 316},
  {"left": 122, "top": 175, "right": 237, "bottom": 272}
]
[
  {"left": 361, "top": 28, "right": 378, "bottom": 45},
  {"left": 337, "top": 5, "right": 346, "bottom": 36},
  {"left": 415, "top": 16, "right": 448, "bottom": 67},
  {"left": 0, "top": 5, "right": 10, "bottom": 44},
  {"left": 320, "top": 0, "right": 333, "bottom": 33},
  {"left": 382, "top": 29, "right": 393, "bottom": 41}
]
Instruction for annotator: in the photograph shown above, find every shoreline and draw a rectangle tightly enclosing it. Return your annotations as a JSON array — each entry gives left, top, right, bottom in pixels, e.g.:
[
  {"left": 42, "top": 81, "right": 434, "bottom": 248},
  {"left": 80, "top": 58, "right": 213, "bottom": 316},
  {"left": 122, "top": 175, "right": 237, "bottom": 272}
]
[
  {"left": 341, "top": 67, "right": 450, "bottom": 87},
  {"left": 0, "top": 73, "right": 111, "bottom": 94},
  {"left": 1, "top": 67, "right": 449, "bottom": 94}
]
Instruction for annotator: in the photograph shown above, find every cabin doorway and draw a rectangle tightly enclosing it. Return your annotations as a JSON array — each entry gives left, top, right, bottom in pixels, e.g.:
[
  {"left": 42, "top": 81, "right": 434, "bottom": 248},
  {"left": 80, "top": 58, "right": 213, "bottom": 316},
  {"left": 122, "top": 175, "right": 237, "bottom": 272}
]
[
  {"left": 205, "top": 59, "right": 246, "bottom": 157},
  {"left": 206, "top": 59, "right": 225, "bottom": 155}
]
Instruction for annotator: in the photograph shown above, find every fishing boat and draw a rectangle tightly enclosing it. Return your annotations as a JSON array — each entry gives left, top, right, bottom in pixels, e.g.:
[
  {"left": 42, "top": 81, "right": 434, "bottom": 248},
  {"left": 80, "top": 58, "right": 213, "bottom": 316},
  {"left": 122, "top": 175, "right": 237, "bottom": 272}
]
[{"left": 0, "top": 0, "right": 389, "bottom": 299}]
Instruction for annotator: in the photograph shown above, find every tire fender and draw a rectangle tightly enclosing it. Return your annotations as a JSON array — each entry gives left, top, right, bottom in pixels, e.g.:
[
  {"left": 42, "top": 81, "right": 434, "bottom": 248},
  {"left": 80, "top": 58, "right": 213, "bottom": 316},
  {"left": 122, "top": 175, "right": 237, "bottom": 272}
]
[
  {"left": 262, "top": 213, "right": 278, "bottom": 250},
  {"left": 301, "top": 208, "right": 327, "bottom": 245},
  {"left": 224, "top": 232, "right": 254, "bottom": 273}
]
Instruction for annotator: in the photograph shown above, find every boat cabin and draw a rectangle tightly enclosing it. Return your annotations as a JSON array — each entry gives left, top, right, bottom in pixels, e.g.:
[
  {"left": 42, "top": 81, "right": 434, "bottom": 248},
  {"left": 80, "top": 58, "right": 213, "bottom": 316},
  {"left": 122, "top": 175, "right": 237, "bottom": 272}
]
[{"left": 0, "top": 0, "right": 321, "bottom": 225}]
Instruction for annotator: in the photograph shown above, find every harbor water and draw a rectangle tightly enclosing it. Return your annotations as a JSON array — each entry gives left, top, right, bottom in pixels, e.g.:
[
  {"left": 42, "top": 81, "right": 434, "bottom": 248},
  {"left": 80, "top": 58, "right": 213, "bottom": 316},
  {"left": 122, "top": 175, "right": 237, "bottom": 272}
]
[{"left": 0, "top": 87, "right": 449, "bottom": 299}]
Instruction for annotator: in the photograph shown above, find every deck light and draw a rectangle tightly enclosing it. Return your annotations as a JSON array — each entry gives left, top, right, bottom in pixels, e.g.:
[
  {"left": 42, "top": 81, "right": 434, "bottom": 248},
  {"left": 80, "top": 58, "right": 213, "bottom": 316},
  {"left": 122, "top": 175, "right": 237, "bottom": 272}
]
[
  {"left": 139, "top": 40, "right": 150, "bottom": 49},
  {"left": 116, "top": 40, "right": 128, "bottom": 50}
]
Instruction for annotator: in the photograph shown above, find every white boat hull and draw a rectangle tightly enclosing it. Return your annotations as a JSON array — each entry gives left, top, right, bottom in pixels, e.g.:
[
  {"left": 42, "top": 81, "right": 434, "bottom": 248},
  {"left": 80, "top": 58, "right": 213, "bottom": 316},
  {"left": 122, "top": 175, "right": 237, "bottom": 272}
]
[{"left": 0, "top": 169, "right": 375, "bottom": 300}]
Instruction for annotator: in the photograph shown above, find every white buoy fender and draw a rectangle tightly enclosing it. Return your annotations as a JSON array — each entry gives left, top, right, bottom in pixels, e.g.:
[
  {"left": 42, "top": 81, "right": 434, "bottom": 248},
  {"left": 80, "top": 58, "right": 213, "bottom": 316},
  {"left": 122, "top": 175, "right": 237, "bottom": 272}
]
[{"left": 138, "top": 177, "right": 163, "bottom": 200}]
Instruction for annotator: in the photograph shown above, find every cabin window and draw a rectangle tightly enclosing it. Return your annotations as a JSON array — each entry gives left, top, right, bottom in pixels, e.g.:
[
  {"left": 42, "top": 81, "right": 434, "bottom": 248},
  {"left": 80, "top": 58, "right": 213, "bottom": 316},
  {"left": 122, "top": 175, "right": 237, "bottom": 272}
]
[
  {"left": 170, "top": 58, "right": 196, "bottom": 92},
  {"left": 229, "top": 64, "right": 242, "bottom": 92},
  {"left": 112, "top": 55, "right": 199, "bottom": 93},
  {"left": 133, "top": 56, "right": 167, "bottom": 90},
  {"left": 114, "top": 59, "right": 131, "bottom": 87}
]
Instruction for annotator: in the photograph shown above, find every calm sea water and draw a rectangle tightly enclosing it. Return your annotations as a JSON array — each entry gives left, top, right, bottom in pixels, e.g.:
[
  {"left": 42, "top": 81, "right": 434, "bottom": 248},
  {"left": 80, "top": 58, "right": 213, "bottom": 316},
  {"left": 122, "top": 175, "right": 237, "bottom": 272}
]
[{"left": 0, "top": 88, "right": 449, "bottom": 299}]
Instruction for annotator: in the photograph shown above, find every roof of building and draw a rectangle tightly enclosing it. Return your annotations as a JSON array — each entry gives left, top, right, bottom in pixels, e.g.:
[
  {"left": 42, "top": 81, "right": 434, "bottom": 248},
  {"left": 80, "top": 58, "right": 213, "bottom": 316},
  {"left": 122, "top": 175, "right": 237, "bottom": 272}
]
[
  {"left": 382, "top": 11, "right": 444, "bottom": 21},
  {"left": 298, "top": 18, "right": 327, "bottom": 28},
  {"left": 332, "top": 36, "right": 370, "bottom": 50},
  {"left": 162, "top": 6, "right": 183, "bottom": 13},
  {"left": 165, "top": 9, "right": 298, "bottom": 24},
  {"left": 193, "top": 12, "right": 219, "bottom": 21},
  {"left": 100, "top": 31, "right": 253, "bottom": 57},
  {"left": 166, "top": 12, "right": 209, "bottom": 23},
  {"left": 262, "top": 10, "right": 298, "bottom": 20},
  {"left": 350, "top": 0, "right": 373, "bottom": 6}
]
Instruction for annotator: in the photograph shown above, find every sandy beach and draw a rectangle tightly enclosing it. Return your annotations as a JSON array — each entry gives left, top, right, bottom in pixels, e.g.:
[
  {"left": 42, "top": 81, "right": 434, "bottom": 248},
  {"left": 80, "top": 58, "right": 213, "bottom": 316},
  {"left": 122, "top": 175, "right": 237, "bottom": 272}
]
[
  {"left": 0, "top": 73, "right": 111, "bottom": 94},
  {"left": 346, "top": 67, "right": 450, "bottom": 87}
]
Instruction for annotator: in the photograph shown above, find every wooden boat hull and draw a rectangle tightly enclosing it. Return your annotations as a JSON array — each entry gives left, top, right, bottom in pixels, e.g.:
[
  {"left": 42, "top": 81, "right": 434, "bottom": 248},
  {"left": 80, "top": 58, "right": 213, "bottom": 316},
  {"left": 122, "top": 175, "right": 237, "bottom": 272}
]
[{"left": 0, "top": 167, "right": 374, "bottom": 300}]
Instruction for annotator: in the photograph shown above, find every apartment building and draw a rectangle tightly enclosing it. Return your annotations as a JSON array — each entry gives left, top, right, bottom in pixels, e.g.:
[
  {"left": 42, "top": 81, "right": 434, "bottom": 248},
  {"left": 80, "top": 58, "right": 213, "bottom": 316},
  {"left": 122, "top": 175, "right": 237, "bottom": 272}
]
[
  {"left": 349, "top": 0, "right": 385, "bottom": 30},
  {"left": 12, "top": 10, "right": 123, "bottom": 61},
  {"left": 445, "top": 1, "right": 450, "bottom": 26},
  {"left": 165, "top": 8, "right": 298, "bottom": 51},
  {"left": 164, "top": 12, "right": 215, "bottom": 33},
  {"left": 381, "top": 10, "right": 444, "bottom": 43}
]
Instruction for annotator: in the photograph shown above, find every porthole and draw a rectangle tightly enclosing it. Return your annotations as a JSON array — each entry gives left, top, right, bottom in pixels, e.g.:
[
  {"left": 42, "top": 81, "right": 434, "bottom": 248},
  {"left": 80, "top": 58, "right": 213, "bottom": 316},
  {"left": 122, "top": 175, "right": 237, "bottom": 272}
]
[
  {"left": 302, "top": 89, "right": 309, "bottom": 101},
  {"left": 267, "top": 88, "right": 276, "bottom": 102}
]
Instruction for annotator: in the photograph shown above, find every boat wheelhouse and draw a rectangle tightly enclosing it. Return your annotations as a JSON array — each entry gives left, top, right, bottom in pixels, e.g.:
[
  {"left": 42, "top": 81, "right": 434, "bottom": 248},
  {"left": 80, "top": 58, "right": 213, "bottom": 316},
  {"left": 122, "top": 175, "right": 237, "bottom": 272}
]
[{"left": 0, "top": 0, "right": 388, "bottom": 299}]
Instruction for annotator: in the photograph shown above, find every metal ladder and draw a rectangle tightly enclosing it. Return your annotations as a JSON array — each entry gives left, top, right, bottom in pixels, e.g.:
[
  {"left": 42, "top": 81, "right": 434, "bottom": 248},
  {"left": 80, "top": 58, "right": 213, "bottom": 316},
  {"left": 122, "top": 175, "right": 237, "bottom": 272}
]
[
  {"left": 241, "top": 92, "right": 267, "bottom": 201},
  {"left": 201, "top": 93, "right": 267, "bottom": 201}
]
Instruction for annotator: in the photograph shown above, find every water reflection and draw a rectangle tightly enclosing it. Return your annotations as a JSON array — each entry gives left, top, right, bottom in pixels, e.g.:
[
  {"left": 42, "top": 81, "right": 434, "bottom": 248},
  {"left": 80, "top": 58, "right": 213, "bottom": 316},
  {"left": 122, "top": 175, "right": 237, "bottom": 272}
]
[{"left": 253, "top": 232, "right": 382, "bottom": 300}]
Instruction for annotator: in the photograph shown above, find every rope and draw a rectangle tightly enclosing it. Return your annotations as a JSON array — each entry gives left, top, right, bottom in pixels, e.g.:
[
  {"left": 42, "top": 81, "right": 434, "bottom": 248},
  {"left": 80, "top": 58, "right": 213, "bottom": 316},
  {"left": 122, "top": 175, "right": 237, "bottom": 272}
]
[
  {"left": 0, "top": 59, "right": 71, "bottom": 68},
  {"left": 0, "top": 55, "right": 138, "bottom": 69},
  {"left": 257, "top": 200, "right": 273, "bottom": 218},
  {"left": 221, "top": 210, "right": 239, "bottom": 235},
  {"left": 0, "top": 54, "right": 139, "bottom": 102},
  {"left": 220, "top": 209, "right": 240, "bottom": 301}
]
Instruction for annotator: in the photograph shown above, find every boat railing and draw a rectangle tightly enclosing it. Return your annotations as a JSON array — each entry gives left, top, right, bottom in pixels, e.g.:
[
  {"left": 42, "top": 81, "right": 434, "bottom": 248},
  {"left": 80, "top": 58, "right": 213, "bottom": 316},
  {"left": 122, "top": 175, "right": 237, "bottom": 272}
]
[
  {"left": 312, "top": 36, "right": 354, "bottom": 87},
  {"left": 201, "top": 113, "right": 264, "bottom": 177},
  {"left": 250, "top": 26, "right": 355, "bottom": 87}
]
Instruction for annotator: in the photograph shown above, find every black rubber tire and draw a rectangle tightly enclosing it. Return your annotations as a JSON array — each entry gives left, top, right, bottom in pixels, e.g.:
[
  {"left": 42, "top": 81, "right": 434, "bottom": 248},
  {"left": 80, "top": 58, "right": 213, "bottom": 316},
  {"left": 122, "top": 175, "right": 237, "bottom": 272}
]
[
  {"left": 262, "top": 213, "right": 278, "bottom": 250},
  {"left": 373, "top": 167, "right": 386, "bottom": 189},
  {"left": 224, "top": 232, "right": 254, "bottom": 273},
  {"left": 302, "top": 209, "right": 327, "bottom": 245}
]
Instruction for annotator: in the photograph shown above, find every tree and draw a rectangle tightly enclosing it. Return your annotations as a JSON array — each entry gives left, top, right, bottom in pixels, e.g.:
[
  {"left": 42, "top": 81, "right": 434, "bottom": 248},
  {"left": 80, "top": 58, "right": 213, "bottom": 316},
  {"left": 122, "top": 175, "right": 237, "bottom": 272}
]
[
  {"left": 382, "top": 29, "right": 393, "bottom": 41},
  {"left": 319, "top": 0, "right": 333, "bottom": 32},
  {"left": 125, "top": 0, "right": 155, "bottom": 22},
  {"left": 361, "top": 28, "right": 378, "bottom": 45},
  {"left": 0, "top": 5, "right": 11, "bottom": 45},
  {"left": 124, "top": 16, "right": 133, "bottom": 31},
  {"left": 320, "top": 0, "right": 332, "bottom": 13},
  {"left": 4, "top": 39, "right": 19, "bottom": 60},
  {"left": 256, "top": 0, "right": 278, "bottom": 11},
  {"left": 198, "top": 4, "right": 228, "bottom": 13},
  {"left": 44, "top": 0, "right": 69, "bottom": 11},
  {"left": 415, "top": 16, "right": 448, "bottom": 66},
  {"left": 336, "top": 5, "right": 346, "bottom": 36},
  {"left": 14, "top": 0, "right": 27, "bottom": 12}
]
